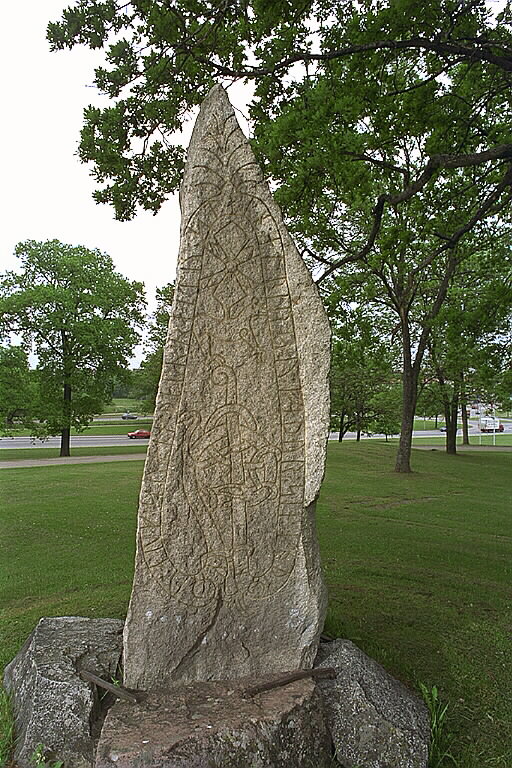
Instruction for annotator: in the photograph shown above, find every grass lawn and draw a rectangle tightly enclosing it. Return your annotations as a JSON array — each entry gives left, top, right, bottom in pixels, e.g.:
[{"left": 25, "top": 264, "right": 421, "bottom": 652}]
[
  {"left": 0, "top": 461, "right": 144, "bottom": 676},
  {"left": 0, "top": 445, "right": 148, "bottom": 461},
  {"left": 1, "top": 444, "right": 510, "bottom": 767},
  {"left": 413, "top": 418, "right": 450, "bottom": 430},
  {"left": 103, "top": 398, "right": 146, "bottom": 413},
  {"left": 320, "top": 443, "right": 511, "bottom": 767},
  {"left": 410, "top": 434, "right": 512, "bottom": 446}
]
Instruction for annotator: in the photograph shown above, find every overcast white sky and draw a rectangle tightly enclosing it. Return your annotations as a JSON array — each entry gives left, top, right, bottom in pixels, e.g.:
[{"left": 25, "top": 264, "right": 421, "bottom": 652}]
[{"left": 0, "top": 2, "right": 251, "bottom": 363}]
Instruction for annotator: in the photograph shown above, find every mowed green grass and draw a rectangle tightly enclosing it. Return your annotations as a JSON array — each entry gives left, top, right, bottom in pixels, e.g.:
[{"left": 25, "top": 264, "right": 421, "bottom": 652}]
[
  {"left": 410, "top": 434, "right": 512, "bottom": 446},
  {"left": 0, "top": 445, "right": 148, "bottom": 461},
  {"left": 319, "top": 443, "right": 511, "bottom": 767},
  {"left": 0, "top": 444, "right": 510, "bottom": 766},
  {"left": 107, "top": 398, "right": 147, "bottom": 413},
  {"left": 0, "top": 462, "right": 143, "bottom": 673}
]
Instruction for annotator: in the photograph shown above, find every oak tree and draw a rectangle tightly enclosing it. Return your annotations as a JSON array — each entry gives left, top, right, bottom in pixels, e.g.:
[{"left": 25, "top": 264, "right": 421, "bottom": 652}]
[
  {"left": 48, "top": 0, "right": 512, "bottom": 470},
  {"left": 133, "top": 282, "right": 175, "bottom": 409},
  {"left": 0, "top": 345, "right": 38, "bottom": 434},
  {"left": 0, "top": 240, "right": 146, "bottom": 455}
]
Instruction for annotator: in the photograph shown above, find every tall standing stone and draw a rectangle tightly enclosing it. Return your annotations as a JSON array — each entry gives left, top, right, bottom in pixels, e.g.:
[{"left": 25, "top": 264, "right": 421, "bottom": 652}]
[{"left": 123, "top": 85, "right": 331, "bottom": 690}]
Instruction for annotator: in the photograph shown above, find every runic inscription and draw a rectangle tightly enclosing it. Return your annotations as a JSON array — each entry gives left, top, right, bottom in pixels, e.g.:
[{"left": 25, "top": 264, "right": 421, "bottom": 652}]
[{"left": 123, "top": 86, "right": 331, "bottom": 690}]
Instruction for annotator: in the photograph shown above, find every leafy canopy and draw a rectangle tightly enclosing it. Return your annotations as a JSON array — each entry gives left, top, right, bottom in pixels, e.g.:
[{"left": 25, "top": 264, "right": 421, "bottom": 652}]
[
  {"left": 0, "top": 240, "right": 146, "bottom": 438},
  {"left": 0, "top": 345, "right": 39, "bottom": 433},
  {"left": 47, "top": 0, "right": 512, "bottom": 228}
]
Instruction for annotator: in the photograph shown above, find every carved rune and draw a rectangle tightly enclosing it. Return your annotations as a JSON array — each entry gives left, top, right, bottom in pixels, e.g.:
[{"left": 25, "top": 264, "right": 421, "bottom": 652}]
[{"left": 138, "top": 109, "right": 305, "bottom": 610}]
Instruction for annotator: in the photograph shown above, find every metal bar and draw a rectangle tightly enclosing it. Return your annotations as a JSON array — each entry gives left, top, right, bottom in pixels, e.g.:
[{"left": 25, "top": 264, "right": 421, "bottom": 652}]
[
  {"left": 80, "top": 669, "right": 140, "bottom": 704},
  {"left": 244, "top": 667, "right": 336, "bottom": 697}
]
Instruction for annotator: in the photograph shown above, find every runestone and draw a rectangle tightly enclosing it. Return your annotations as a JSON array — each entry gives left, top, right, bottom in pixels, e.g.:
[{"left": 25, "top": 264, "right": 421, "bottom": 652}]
[{"left": 123, "top": 85, "right": 331, "bottom": 689}]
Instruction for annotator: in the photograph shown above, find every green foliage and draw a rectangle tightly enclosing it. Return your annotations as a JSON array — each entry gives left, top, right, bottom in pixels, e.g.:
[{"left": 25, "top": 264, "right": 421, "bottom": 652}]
[
  {"left": 0, "top": 345, "right": 39, "bottom": 434},
  {"left": 30, "top": 744, "right": 64, "bottom": 768},
  {"left": 47, "top": 1, "right": 512, "bottom": 472},
  {"left": 368, "top": 385, "right": 402, "bottom": 439},
  {"left": 424, "top": 246, "right": 512, "bottom": 451},
  {"left": 47, "top": 1, "right": 512, "bottom": 222},
  {"left": 0, "top": 240, "right": 146, "bottom": 454},
  {"left": 133, "top": 282, "right": 175, "bottom": 409},
  {"left": 109, "top": 370, "right": 136, "bottom": 399},
  {"left": 419, "top": 684, "right": 457, "bottom": 768},
  {"left": 329, "top": 308, "right": 400, "bottom": 439}
]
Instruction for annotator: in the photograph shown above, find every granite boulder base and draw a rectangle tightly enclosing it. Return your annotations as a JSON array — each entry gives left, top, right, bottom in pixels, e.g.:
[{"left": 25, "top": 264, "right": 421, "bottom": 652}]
[
  {"left": 123, "top": 85, "right": 331, "bottom": 690},
  {"left": 95, "top": 676, "right": 333, "bottom": 768},
  {"left": 3, "top": 617, "right": 123, "bottom": 768},
  {"left": 315, "top": 639, "right": 430, "bottom": 768}
]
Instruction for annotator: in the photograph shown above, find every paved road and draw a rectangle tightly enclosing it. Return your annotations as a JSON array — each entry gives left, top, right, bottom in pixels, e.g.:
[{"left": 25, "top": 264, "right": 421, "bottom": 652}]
[
  {"left": 0, "top": 428, "right": 467, "bottom": 450},
  {"left": 0, "top": 434, "right": 149, "bottom": 449},
  {"left": 2, "top": 427, "right": 510, "bottom": 451}
]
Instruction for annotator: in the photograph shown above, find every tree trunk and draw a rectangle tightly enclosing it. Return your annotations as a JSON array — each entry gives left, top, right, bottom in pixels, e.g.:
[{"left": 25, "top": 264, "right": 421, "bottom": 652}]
[
  {"left": 338, "top": 413, "right": 344, "bottom": 442},
  {"left": 445, "top": 397, "right": 458, "bottom": 455},
  {"left": 394, "top": 250, "right": 457, "bottom": 473},
  {"left": 395, "top": 365, "right": 418, "bottom": 473},
  {"left": 60, "top": 426, "right": 71, "bottom": 457},
  {"left": 60, "top": 377, "right": 72, "bottom": 457},
  {"left": 460, "top": 373, "right": 470, "bottom": 445},
  {"left": 356, "top": 428, "right": 361, "bottom": 441},
  {"left": 60, "top": 330, "right": 72, "bottom": 457}
]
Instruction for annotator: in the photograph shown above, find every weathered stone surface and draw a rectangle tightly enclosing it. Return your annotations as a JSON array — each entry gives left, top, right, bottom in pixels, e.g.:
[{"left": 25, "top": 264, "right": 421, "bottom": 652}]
[
  {"left": 123, "top": 85, "right": 331, "bottom": 689},
  {"left": 95, "top": 675, "right": 333, "bottom": 768},
  {"left": 315, "top": 639, "right": 430, "bottom": 768},
  {"left": 3, "top": 617, "right": 124, "bottom": 768}
]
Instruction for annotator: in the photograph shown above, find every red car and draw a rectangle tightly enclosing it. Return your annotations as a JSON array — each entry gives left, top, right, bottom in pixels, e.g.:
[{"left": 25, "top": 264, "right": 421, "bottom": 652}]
[{"left": 128, "top": 429, "right": 151, "bottom": 439}]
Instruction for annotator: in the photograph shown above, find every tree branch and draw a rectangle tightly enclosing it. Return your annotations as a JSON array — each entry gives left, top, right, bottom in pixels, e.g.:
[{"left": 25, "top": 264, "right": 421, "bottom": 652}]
[
  {"left": 317, "top": 152, "right": 512, "bottom": 284},
  {"left": 343, "top": 151, "right": 408, "bottom": 176},
  {"left": 193, "top": 37, "right": 512, "bottom": 78},
  {"left": 411, "top": 163, "right": 512, "bottom": 279},
  {"left": 386, "top": 145, "right": 512, "bottom": 208},
  {"left": 316, "top": 197, "right": 386, "bottom": 283}
]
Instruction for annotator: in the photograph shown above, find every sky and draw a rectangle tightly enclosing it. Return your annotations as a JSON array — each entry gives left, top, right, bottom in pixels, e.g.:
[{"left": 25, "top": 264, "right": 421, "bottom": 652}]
[{"left": 0, "top": 2, "right": 250, "bottom": 364}]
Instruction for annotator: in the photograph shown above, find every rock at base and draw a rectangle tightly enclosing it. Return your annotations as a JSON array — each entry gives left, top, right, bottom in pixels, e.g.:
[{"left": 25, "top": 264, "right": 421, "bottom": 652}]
[
  {"left": 95, "top": 675, "right": 333, "bottom": 768},
  {"left": 3, "top": 617, "right": 124, "bottom": 768},
  {"left": 315, "top": 639, "right": 430, "bottom": 768}
]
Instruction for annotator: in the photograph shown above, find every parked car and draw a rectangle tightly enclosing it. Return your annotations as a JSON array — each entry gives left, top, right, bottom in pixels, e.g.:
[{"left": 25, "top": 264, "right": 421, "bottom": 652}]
[
  {"left": 122, "top": 412, "right": 138, "bottom": 420},
  {"left": 127, "top": 429, "right": 151, "bottom": 439}
]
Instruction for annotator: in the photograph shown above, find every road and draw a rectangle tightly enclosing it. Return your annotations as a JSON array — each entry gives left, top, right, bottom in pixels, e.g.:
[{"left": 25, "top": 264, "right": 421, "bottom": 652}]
[
  {"left": 1, "top": 420, "right": 509, "bottom": 451},
  {"left": 0, "top": 435, "right": 148, "bottom": 449},
  {"left": 0, "top": 428, "right": 474, "bottom": 450}
]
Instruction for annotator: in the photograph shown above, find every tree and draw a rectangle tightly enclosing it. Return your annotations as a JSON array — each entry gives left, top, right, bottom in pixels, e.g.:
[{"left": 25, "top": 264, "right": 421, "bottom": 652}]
[
  {"left": 416, "top": 381, "right": 445, "bottom": 429},
  {"left": 368, "top": 385, "right": 402, "bottom": 441},
  {"left": 252, "top": 35, "right": 512, "bottom": 471},
  {"left": 329, "top": 308, "right": 399, "bottom": 440},
  {"left": 47, "top": 1, "right": 512, "bottom": 220},
  {"left": 0, "top": 240, "right": 146, "bottom": 456},
  {"left": 425, "top": 247, "right": 512, "bottom": 453},
  {"left": 133, "top": 282, "right": 175, "bottom": 410},
  {"left": 47, "top": 1, "right": 512, "bottom": 470},
  {"left": 0, "top": 345, "right": 38, "bottom": 434}
]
